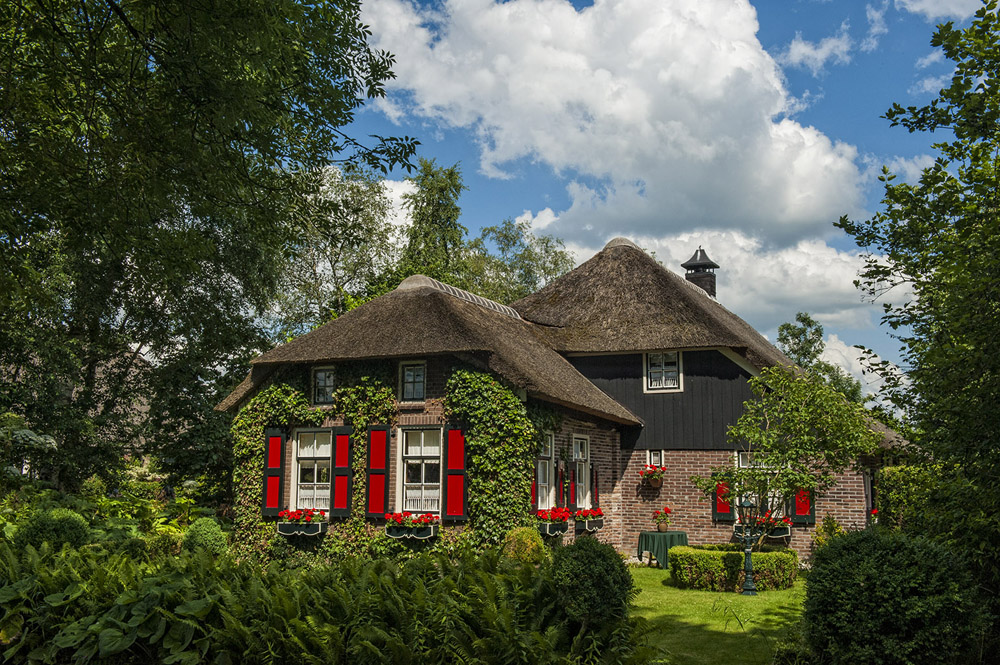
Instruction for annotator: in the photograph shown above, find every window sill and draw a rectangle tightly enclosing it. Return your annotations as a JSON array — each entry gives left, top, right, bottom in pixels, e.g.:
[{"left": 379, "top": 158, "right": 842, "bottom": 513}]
[{"left": 398, "top": 400, "right": 427, "bottom": 410}]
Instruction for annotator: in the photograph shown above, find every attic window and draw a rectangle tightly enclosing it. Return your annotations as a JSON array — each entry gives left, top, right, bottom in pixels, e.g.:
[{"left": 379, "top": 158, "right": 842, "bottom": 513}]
[
  {"left": 644, "top": 352, "right": 682, "bottom": 392},
  {"left": 314, "top": 368, "right": 337, "bottom": 405},
  {"left": 400, "top": 361, "right": 426, "bottom": 401}
]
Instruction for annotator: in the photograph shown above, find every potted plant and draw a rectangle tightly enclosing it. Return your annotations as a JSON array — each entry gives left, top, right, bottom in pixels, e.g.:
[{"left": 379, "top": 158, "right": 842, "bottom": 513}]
[
  {"left": 383, "top": 512, "right": 440, "bottom": 539},
  {"left": 276, "top": 508, "right": 328, "bottom": 536},
  {"left": 639, "top": 464, "right": 667, "bottom": 488},
  {"left": 574, "top": 508, "right": 604, "bottom": 533},
  {"left": 652, "top": 506, "right": 672, "bottom": 532},
  {"left": 535, "top": 507, "right": 571, "bottom": 537}
]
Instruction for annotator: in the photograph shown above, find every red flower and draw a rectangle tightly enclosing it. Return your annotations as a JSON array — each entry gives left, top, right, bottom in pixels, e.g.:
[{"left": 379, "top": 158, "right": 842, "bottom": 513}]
[{"left": 871, "top": 508, "right": 878, "bottom": 516}]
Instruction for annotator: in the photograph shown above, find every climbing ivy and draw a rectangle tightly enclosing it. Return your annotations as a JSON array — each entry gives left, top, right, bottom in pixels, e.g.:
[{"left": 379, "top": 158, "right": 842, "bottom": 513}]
[{"left": 444, "top": 369, "right": 538, "bottom": 547}]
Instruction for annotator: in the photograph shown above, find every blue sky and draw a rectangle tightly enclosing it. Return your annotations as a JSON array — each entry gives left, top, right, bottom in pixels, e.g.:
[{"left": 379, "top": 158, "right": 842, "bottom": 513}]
[{"left": 351, "top": 0, "right": 980, "bottom": 396}]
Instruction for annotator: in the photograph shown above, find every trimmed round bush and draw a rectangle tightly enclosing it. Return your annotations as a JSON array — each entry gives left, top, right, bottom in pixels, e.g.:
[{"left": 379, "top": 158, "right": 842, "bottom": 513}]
[
  {"left": 553, "top": 535, "right": 633, "bottom": 623},
  {"left": 501, "top": 526, "right": 548, "bottom": 565},
  {"left": 804, "top": 528, "right": 983, "bottom": 665},
  {"left": 183, "top": 518, "right": 227, "bottom": 555},
  {"left": 12, "top": 508, "right": 90, "bottom": 550}
]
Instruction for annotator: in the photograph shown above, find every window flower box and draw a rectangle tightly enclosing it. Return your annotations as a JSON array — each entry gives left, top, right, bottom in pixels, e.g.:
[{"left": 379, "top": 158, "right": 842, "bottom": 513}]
[
  {"left": 384, "top": 512, "right": 440, "bottom": 539},
  {"left": 536, "top": 508, "right": 571, "bottom": 537},
  {"left": 538, "top": 521, "right": 569, "bottom": 537},
  {"left": 574, "top": 508, "right": 604, "bottom": 533},
  {"left": 277, "top": 521, "right": 328, "bottom": 537},
  {"left": 576, "top": 518, "right": 604, "bottom": 533}
]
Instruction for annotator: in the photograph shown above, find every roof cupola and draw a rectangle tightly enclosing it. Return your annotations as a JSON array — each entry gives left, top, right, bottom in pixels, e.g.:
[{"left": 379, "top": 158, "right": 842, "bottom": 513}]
[{"left": 681, "top": 247, "right": 719, "bottom": 297}]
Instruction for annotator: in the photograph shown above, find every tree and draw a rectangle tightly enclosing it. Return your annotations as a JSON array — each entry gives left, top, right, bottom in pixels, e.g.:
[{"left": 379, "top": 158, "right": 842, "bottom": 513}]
[
  {"left": 0, "top": 0, "right": 416, "bottom": 488},
  {"left": 836, "top": 1, "right": 1000, "bottom": 608},
  {"left": 691, "top": 365, "right": 880, "bottom": 536},
  {"left": 777, "top": 312, "right": 865, "bottom": 404}
]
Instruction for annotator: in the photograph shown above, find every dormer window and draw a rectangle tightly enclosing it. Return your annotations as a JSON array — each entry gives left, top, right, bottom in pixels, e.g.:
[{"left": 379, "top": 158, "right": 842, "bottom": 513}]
[
  {"left": 645, "top": 352, "right": 682, "bottom": 392},
  {"left": 400, "top": 361, "right": 426, "bottom": 401},
  {"left": 314, "top": 368, "right": 337, "bottom": 405}
]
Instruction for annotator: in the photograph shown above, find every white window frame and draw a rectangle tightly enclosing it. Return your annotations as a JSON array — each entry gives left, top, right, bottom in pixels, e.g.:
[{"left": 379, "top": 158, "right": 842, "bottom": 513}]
[
  {"left": 312, "top": 367, "right": 337, "bottom": 406},
  {"left": 643, "top": 351, "right": 683, "bottom": 393},
  {"left": 536, "top": 432, "right": 556, "bottom": 510},
  {"left": 397, "top": 427, "right": 442, "bottom": 514},
  {"left": 572, "top": 434, "right": 590, "bottom": 509},
  {"left": 291, "top": 429, "right": 332, "bottom": 511},
  {"left": 647, "top": 450, "right": 665, "bottom": 466},
  {"left": 399, "top": 360, "right": 427, "bottom": 402}
]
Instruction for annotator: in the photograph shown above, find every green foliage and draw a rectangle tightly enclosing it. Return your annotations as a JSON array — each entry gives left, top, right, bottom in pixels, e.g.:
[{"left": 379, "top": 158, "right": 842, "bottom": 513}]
[
  {"left": 804, "top": 529, "right": 983, "bottom": 665},
  {"left": 668, "top": 545, "right": 797, "bottom": 593},
  {"left": 691, "top": 365, "right": 881, "bottom": 526},
  {"left": 183, "top": 518, "right": 227, "bottom": 556},
  {"left": 0, "top": 414, "right": 57, "bottom": 490},
  {"left": 501, "top": 526, "right": 549, "bottom": 566},
  {"left": 875, "top": 464, "right": 940, "bottom": 530},
  {"left": 553, "top": 536, "right": 635, "bottom": 625},
  {"left": 810, "top": 513, "right": 846, "bottom": 553},
  {"left": 444, "top": 369, "right": 537, "bottom": 548},
  {"left": 777, "top": 313, "right": 864, "bottom": 404},
  {"left": 835, "top": 1, "right": 1000, "bottom": 611},
  {"left": 0, "top": 543, "right": 652, "bottom": 664},
  {"left": 11, "top": 508, "right": 90, "bottom": 551}
]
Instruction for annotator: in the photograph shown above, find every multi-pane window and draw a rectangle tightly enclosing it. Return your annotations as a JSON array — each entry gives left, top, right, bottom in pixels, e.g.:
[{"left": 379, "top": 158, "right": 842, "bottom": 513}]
[
  {"left": 296, "top": 431, "right": 331, "bottom": 510},
  {"left": 649, "top": 450, "right": 663, "bottom": 466},
  {"left": 401, "top": 362, "right": 426, "bottom": 401},
  {"left": 314, "top": 369, "right": 337, "bottom": 405},
  {"left": 645, "top": 352, "right": 681, "bottom": 391},
  {"left": 536, "top": 432, "right": 555, "bottom": 510},
  {"left": 573, "top": 435, "right": 589, "bottom": 508},
  {"left": 403, "top": 429, "right": 441, "bottom": 512}
]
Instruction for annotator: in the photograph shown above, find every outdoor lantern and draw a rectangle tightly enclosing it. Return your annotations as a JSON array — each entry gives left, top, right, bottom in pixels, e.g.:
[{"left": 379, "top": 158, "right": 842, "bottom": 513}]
[{"left": 737, "top": 498, "right": 759, "bottom": 596}]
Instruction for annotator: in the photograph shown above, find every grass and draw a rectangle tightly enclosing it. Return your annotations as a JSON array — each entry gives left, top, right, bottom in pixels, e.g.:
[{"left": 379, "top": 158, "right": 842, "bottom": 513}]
[{"left": 630, "top": 566, "right": 806, "bottom": 665}]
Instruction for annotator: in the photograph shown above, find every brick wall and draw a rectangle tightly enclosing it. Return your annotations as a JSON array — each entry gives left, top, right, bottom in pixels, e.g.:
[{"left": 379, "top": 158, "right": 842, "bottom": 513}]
[{"left": 550, "top": 416, "right": 620, "bottom": 547}]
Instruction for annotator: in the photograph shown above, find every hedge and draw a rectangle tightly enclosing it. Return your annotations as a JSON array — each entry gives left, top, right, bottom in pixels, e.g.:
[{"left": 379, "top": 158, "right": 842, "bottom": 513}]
[{"left": 668, "top": 545, "right": 797, "bottom": 592}]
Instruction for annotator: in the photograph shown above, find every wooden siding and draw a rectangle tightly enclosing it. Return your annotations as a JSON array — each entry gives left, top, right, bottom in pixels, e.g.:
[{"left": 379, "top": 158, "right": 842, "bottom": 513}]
[{"left": 568, "top": 350, "right": 754, "bottom": 450}]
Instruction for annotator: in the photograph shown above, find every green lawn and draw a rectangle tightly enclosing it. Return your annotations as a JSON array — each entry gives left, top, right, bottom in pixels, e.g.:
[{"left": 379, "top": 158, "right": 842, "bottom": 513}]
[{"left": 630, "top": 567, "right": 806, "bottom": 665}]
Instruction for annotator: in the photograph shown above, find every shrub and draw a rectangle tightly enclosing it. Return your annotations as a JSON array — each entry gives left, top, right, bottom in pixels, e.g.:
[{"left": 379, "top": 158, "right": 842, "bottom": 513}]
[
  {"left": 552, "top": 535, "right": 634, "bottom": 623},
  {"left": 810, "top": 512, "right": 845, "bottom": 553},
  {"left": 804, "top": 528, "right": 983, "bottom": 665},
  {"left": 669, "top": 545, "right": 797, "bottom": 592},
  {"left": 876, "top": 464, "right": 938, "bottom": 529},
  {"left": 183, "top": 517, "right": 227, "bottom": 555},
  {"left": 12, "top": 507, "right": 90, "bottom": 550},
  {"left": 500, "top": 526, "right": 548, "bottom": 565},
  {"left": 145, "top": 530, "right": 183, "bottom": 559}
]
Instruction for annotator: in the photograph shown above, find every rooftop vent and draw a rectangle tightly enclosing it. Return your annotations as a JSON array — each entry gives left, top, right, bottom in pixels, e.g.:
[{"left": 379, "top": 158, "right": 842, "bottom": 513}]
[{"left": 396, "top": 274, "right": 522, "bottom": 320}]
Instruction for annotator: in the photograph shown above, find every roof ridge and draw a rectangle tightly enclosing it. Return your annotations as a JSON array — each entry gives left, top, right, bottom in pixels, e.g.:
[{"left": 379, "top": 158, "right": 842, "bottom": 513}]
[{"left": 396, "top": 274, "right": 522, "bottom": 320}]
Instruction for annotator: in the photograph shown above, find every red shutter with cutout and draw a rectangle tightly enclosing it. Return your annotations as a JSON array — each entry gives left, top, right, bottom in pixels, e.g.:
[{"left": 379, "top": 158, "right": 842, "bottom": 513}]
[
  {"left": 261, "top": 428, "right": 286, "bottom": 518},
  {"left": 555, "top": 462, "right": 565, "bottom": 507},
  {"left": 567, "top": 466, "right": 577, "bottom": 511},
  {"left": 442, "top": 429, "right": 468, "bottom": 522},
  {"left": 330, "top": 427, "right": 352, "bottom": 517},
  {"left": 791, "top": 488, "right": 816, "bottom": 525},
  {"left": 712, "top": 481, "right": 735, "bottom": 522},
  {"left": 531, "top": 464, "right": 538, "bottom": 512},
  {"left": 365, "top": 426, "right": 390, "bottom": 518}
]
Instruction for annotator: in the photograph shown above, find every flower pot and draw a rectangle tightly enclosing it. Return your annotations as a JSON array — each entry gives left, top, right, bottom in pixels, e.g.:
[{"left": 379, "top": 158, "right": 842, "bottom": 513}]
[
  {"left": 538, "top": 521, "right": 569, "bottom": 538},
  {"left": 656, "top": 522, "right": 670, "bottom": 532},
  {"left": 277, "top": 521, "right": 328, "bottom": 537},
  {"left": 575, "top": 518, "right": 604, "bottom": 533},
  {"left": 647, "top": 476, "right": 662, "bottom": 489}
]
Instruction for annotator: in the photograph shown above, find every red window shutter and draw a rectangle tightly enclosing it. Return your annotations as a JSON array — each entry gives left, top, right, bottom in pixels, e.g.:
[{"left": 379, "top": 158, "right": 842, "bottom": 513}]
[
  {"left": 261, "top": 428, "right": 286, "bottom": 518},
  {"left": 365, "top": 426, "right": 390, "bottom": 518},
  {"left": 442, "top": 429, "right": 468, "bottom": 522},
  {"left": 531, "top": 465, "right": 538, "bottom": 512},
  {"left": 330, "top": 426, "right": 352, "bottom": 518},
  {"left": 712, "top": 481, "right": 735, "bottom": 522},
  {"left": 567, "top": 466, "right": 577, "bottom": 512},
  {"left": 556, "top": 462, "right": 565, "bottom": 507},
  {"left": 791, "top": 488, "right": 816, "bottom": 525}
]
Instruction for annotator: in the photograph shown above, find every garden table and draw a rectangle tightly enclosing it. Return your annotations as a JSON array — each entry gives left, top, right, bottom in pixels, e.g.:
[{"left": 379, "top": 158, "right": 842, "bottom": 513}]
[{"left": 637, "top": 530, "right": 688, "bottom": 568}]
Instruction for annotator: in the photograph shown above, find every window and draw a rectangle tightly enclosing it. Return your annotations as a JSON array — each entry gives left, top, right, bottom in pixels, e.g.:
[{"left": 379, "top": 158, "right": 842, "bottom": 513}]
[
  {"left": 572, "top": 435, "right": 590, "bottom": 508},
  {"left": 314, "top": 368, "right": 337, "bottom": 405},
  {"left": 294, "top": 431, "right": 331, "bottom": 510},
  {"left": 648, "top": 450, "right": 663, "bottom": 466},
  {"left": 400, "top": 362, "right": 426, "bottom": 401},
  {"left": 402, "top": 429, "right": 441, "bottom": 512},
  {"left": 644, "top": 352, "right": 682, "bottom": 392},
  {"left": 536, "top": 432, "right": 555, "bottom": 510}
]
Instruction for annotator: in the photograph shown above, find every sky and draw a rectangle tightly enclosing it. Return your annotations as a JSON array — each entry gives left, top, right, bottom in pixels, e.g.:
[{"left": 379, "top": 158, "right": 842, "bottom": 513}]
[{"left": 348, "top": 0, "right": 980, "bottom": 397}]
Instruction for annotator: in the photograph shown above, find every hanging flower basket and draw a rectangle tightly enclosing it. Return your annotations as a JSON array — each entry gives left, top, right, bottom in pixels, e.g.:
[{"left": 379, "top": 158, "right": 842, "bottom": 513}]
[
  {"left": 639, "top": 465, "right": 666, "bottom": 488},
  {"left": 538, "top": 521, "right": 570, "bottom": 537},
  {"left": 277, "top": 521, "right": 328, "bottom": 537},
  {"left": 384, "top": 512, "right": 440, "bottom": 539}
]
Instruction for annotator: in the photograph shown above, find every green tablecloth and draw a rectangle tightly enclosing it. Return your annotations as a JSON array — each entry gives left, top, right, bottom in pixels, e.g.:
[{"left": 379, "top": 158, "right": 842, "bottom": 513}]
[{"left": 637, "top": 530, "right": 688, "bottom": 568}]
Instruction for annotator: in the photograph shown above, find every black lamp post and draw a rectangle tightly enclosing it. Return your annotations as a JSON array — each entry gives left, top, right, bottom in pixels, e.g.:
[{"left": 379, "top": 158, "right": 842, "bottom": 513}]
[{"left": 735, "top": 498, "right": 761, "bottom": 596}]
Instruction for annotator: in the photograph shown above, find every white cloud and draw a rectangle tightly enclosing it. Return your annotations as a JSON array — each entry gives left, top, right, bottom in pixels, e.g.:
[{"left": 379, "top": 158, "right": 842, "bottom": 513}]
[
  {"left": 861, "top": 2, "right": 889, "bottom": 52},
  {"left": 885, "top": 154, "right": 935, "bottom": 184},
  {"left": 780, "top": 21, "right": 853, "bottom": 75},
  {"left": 915, "top": 50, "right": 944, "bottom": 69},
  {"left": 364, "top": 0, "right": 867, "bottom": 248},
  {"left": 382, "top": 179, "right": 416, "bottom": 228},
  {"left": 895, "top": 0, "right": 980, "bottom": 20},
  {"left": 909, "top": 73, "right": 951, "bottom": 95},
  {"left": 821, "top": 334, "right": 890, "bottom": 398}
]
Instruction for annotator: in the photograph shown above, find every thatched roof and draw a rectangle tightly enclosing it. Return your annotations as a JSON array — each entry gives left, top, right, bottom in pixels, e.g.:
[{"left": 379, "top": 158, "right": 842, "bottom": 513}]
[
  {"left": 218, "top": 275, "right": 640, "bottom": 425},
  {"left": 511, "top": 238, "right": 792, "bottom": 370}
]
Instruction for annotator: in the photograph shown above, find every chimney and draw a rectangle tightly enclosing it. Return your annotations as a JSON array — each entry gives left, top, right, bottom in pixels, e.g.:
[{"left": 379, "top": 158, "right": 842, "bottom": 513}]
[{"left": 681, "top": 247, "right": 719, "bottom": 297}]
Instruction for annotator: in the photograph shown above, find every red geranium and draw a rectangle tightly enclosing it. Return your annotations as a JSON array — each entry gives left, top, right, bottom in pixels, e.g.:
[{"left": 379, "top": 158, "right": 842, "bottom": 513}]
[
  {"left": 574, "top": 507, "right": 603, "bottom": 521},
  {"left": 536, "top": 508, "right": 572, "bottom": 523},
  {"left": 652, "top": 506, "right": 672, "bottom": 525},
  {"left": 638, "top": 464, "right": 667, "bottom": 480},
  {"left": 384, "top": 512, "right": 440, "bottom": 527},
  {"left": 278, "top": 508, "right": 326, "bottom": 524}
]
